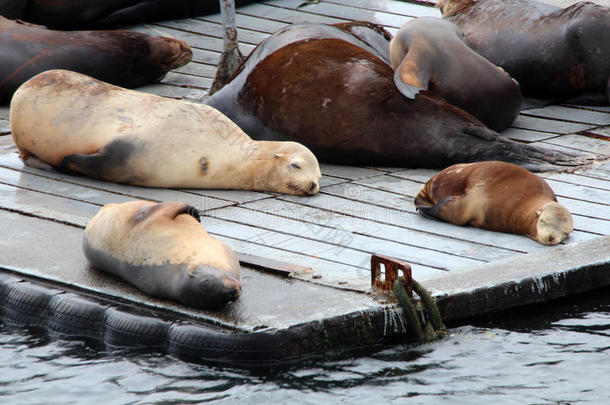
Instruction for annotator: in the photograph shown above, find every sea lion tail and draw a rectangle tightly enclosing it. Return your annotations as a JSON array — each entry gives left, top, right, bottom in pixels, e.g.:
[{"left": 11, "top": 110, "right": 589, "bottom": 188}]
[{"left": 489, "top": 138, "right": 593, "bottom": 172}]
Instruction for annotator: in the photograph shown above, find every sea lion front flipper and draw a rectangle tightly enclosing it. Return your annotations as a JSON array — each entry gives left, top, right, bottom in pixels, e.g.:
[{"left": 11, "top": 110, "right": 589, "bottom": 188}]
[
  {"left": 393, "top": 55, "right": 431, "bottom": 99},
  {"left": 416, "top": 196, "right": 455, "bottom": 221},
  {"left": 60, "top": 139, "right": 137, "bottom": 181}
]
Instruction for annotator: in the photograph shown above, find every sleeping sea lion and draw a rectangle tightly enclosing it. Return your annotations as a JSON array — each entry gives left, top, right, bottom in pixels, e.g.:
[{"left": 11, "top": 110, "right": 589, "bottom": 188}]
[
  {"left": 414, "top": 161, "right": 574, "bottom": 245},
  {"left": 83, "top": 200, "right": 241, "bottom": 310},
  {"left": 389, "top": 17, "right": 522, "bottom": 132},
  {"left": 0, "top": 0, "right": 260, "bottom": 29},
  {"left": 10, "top": 70, "right": 321, "bottom": 195},
  {"left": 0, "top": 16, "right": 191, "bottom": 105},
  {"left": 438, "top": 0, "right": 610, "bottom": 104},
  {"left": 206, "top": 22, "right": 582, "bottom": 171}
]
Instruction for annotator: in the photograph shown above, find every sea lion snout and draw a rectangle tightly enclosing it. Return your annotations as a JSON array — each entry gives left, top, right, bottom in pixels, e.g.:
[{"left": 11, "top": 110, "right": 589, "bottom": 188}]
[
  {"left": 535, "top": 202, "right": 574, "bottom": 246},
  {"left": 183, "top": 266, "right": 242, "bottom": 310}
]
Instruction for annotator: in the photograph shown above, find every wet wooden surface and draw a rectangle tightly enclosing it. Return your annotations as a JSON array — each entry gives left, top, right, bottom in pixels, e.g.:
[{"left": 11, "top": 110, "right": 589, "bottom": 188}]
[{"left": 0, "top": 0, "right": 609, "bottom": 297}]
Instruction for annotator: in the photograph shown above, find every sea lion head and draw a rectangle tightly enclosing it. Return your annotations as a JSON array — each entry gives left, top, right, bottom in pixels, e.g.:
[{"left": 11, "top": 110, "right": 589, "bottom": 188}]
[
  {"left": 180, "top": 265, "right": 242, "bottom": 310},
  {"left": 264, "top": 142, "right": 322, "bottom": 195},
  {"left": 535, "top": 202, "right": 574, "bottom": 245}
]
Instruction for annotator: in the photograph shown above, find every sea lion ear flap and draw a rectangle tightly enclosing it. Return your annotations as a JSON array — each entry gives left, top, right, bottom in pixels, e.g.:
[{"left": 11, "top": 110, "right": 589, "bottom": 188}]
[{"left": 393, "top": 58, "right": 430, "bottom": 99}]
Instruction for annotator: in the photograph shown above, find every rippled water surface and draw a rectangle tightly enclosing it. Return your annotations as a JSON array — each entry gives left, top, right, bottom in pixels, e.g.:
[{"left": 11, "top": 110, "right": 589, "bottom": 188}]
[{"left": 1, "top": 288, "right": 609, "bottom": 404}]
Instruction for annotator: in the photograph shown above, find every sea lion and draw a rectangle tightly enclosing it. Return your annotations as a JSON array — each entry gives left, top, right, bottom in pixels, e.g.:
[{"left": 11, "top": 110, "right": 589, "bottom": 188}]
[
  {"left": 438, "top": 0, "right": 610, "bottom": 104},
  {"left": 0, "top": 0, "right": 260, "bottom": 29},
  {"left": 0, "top": 16, "right": 191, "bottom": 105},
  {"left": 389, "top": 17, "right": 522, "bottom": 132},
  {"left": 414, "top": 161, "right": 574, "bottom": 245},
  {"left": 10, "top": 69, "right": 321, "bottom": 195},
  {"left": 83, "top": 200, "right": 241, "bottom": 310},
  {"left": 206, "top": 22, "right": 581, "bottom": 171}
]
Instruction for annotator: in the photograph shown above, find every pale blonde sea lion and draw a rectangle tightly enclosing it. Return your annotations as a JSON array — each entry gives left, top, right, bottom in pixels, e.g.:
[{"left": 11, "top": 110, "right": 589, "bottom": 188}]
[
  {"left": 10, "top": 69, "right": 321, "bottom": 195},
  {"left": 83, "top": 200, "right": 241, "bottom": 310},
  {"left": 414, "top": 161, "right": 573, "bottom": 245}
]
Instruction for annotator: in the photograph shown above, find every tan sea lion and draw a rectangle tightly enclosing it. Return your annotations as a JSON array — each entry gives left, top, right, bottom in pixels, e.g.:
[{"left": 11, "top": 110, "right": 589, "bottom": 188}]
[
  {"left": 10, "top": 70, "right": 321, "bottom": 195},
  {"left": 438, "top": 0, "right": 610, "bottom": 105},
  {"left": 414, "top": 161, "right": 573, "bottom": 245},
  {"left": 83, "top": 200, "right": 241, "bottom": 310},
  {"left": 0, "top": 16, "right": 191, "bottom": 105},
  {"left": 389, "top": 17, "right": 522, "bottom": 132}
]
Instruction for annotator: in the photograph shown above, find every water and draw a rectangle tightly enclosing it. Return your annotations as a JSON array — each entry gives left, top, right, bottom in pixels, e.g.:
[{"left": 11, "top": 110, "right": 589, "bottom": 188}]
[{"left": 1, "top": 288, "right": 609, "bottom": 405}]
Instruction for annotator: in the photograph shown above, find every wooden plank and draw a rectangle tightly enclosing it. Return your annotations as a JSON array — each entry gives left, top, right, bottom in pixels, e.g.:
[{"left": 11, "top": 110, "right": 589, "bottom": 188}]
[
  {"left": 542, "top": 171, "right": 610, "bottom": 191},
  {"left": 242, "top": 197, "right": 526, "bottom": 261},
  {"left": 137, "top": 83, "right": 207, "bottom": 99},
  {"left": 161, "top": 71, "right": 211, "bottom": 89},
  {"left": 323, "top": 0, "right": 441, "bottom": 18},
  {"left": 544, "top": 134, "right": 610, "bottom": 157},
  {"left": 0, "top": 153, "right": 231, "bottom": 210},
  {"left": 240, "top": 2, "right": 348, "bottom": 25},
  {"left": 0, "top": 183, "right": 95, "bottom": 227},
  {"left": 320, "top": 164, "right": 388, "bottom": 181},
  {"left": 522, "top": 106, "right": 610, "bottom": 126},
  {"left": 0, "top": 120, "right": 9, "bottom": 134},
  {"left": 279, "top": 189, "right": 546, "bottom": 250},
  {"left": 263, "top": 0, "right": 424, "bottom": 27},
  {"left": 511, "top": 115, "right": 595, "bottom": 134},
  {"left": 353, "top": 175, "right": 423, "bottom": 197},
  {"left": 207, "top": 205, "right": 487, "bottom": 271},
  {"left": 155, "top": 19, "right": 270, "bottom": 45},
  {"left": 501, "top": 127, "right": 560, "bottom": 143},
  {"left": 386, "top": 168, "right": 439, "bottom": 183},
  {"left": 173, "top": 61, "right": 218, "bottom": 79},
  {"left": 200, "top": 11, "right": 290, "bottom": 34}
]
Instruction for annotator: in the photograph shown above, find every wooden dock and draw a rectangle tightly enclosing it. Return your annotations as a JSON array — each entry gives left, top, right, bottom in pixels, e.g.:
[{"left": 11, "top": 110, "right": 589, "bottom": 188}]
[{"left": 0, "top": 0, "right": 609, "bottom": 366}]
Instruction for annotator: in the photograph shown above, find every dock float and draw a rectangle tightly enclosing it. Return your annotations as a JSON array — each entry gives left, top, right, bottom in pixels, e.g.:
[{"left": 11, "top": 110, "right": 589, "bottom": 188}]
[{"left": 0, "top": 0, "right": 609, "bottom": 367}]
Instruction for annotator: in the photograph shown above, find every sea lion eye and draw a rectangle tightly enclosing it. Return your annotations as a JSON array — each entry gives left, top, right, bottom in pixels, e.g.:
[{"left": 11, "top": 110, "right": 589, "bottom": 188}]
[{"left": 290, "top": 163, "right": 301, "bottom": 170}]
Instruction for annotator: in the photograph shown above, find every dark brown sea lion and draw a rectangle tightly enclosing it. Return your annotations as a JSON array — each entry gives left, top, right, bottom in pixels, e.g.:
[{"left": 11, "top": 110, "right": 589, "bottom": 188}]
[
  {"left": 0, "top": 0, "right": 259, "bottom": 29},
  {"left": 83, "top": 200, "right": 241, "bottom": 310},
  {"left": 438, "top": 0, "right": 610, "bottom": 104},
  {"left": 0, "top": 16, "right": 191, "bottom": 105},
  {"left": 414, "top": 161, "right": 573, "bottom": 245},
  {"left": 390, "top": 17, "right": 522, "bottom": 132},
  {"left": 206, "top": 22, "right": 581, "bottom": 171}
]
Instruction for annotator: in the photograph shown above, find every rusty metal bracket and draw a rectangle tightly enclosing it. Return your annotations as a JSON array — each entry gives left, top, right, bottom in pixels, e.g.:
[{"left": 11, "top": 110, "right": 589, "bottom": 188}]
[{"left": 371, "top": 254, "right": 412, "bottom": 296}]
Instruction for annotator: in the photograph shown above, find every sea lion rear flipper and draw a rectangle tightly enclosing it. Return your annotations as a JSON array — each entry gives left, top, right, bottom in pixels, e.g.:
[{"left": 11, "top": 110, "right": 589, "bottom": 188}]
[{"left": 393, "top": 57, "right": 431, "bottom": 99}]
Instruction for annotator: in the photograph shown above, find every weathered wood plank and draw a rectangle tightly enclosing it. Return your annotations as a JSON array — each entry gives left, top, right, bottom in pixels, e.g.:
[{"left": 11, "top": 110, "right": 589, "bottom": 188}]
[
  {"left": 155, "top": 19, "right": 270, "bottom": 45},
  {"left": 0, "top": 153, "right": 232, "bottom": 210},
  {"left": 544, "top": 134, "right": 610, "bottom": 157},
  {"left": 542, "top": 170, "right": 610, "bottom": 191},
  {"left": 320, "top": 164, "right": 388, "bottom": 181},
  {"left": 137, "top": 83, "right": 207, "bottom": 99},
  {"left": 279, "top": 189, "right": 549, "bottom": 250},
  {"left": 0, "top": 183, "right": 95, "bottom": 227},
  {"left": 511, "top": 115, "right": 596, "bottom": 134},
  {"left": 0, "top": 120, "right": 9, "bottom": 134},
  {"left": 322, "top": 0, "right": 441, "bottom": 18},
  {"left": 240, "top": 2, "right": 348, "bottom": 25},
  {"left": 522, "top": 106, "right": 610, "bottom": 126},
  {"left": 161, "top": 71, "right": 211, "bottom": 89},
  {"left": 208, "top": 205, "right": 489, "bottom": 271},
  {"left": 264, "top": 0, "right": 427, "bottom": 27},
  {"left": 200, "top": 10, "right": 290, "bottom": 34},
  {"left": 501, "top": 127, "right": 560, "bottom": 143},
  {"left": 242, "top": 197, "right": 527, "bottom": 261}
]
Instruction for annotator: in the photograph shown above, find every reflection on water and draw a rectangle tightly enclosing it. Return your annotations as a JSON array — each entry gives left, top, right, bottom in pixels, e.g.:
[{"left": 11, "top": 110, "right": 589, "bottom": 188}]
[{"left": 1, "top": 287, "right": 609, "bottom": 404}]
